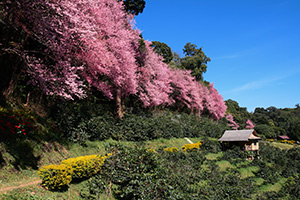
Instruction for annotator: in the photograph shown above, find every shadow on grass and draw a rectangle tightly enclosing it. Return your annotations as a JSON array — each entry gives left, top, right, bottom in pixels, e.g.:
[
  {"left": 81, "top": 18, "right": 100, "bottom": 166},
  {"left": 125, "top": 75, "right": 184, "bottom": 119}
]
[
  {"left": 3, "top": 138, "right": 41, "bottom": 170},
  {"left": 0, "top": 152, "right": 5, "bottom": 168}
]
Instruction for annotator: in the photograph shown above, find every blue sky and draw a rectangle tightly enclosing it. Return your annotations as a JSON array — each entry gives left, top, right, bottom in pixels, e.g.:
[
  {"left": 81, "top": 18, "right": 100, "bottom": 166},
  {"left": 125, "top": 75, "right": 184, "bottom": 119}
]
[{"left": 135, "top": 0, "right": 300, "bottom": 112}]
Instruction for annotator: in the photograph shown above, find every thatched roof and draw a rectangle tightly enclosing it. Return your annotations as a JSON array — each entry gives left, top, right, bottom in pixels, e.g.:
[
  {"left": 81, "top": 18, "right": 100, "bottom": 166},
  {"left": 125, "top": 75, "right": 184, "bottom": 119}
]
[{"left": 218, "top": 129, "right": 261, "bottom": 142}]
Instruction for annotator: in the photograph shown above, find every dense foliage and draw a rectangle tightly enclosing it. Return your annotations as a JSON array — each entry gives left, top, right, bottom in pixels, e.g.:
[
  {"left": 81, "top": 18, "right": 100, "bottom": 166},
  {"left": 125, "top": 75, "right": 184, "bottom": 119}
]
[
  {"left": 80, "top": 142, "right": 300, "bottom": 199},
  {"left": 226, "top": 99, "right": 300, "bottom": 140},
  {"left": 51, "top": 102, "right": 227, "bottom": 143}
]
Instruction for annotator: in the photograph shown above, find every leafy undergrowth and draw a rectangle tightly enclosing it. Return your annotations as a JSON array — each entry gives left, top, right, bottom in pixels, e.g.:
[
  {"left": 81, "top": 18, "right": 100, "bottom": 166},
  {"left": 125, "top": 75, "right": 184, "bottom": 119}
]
[
  {"left": 0, "top": 138, "right": 199, "bottom": 196},
  {"left": 1, "top": 138, "right": 300, "bottom": 199}
]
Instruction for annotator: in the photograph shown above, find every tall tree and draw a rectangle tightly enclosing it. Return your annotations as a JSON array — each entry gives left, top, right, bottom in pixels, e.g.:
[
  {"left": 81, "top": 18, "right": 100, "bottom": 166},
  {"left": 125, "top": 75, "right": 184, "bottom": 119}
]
[
  {"left": 2, "top": 0, "right": 141, "bottom": 118},
  {"left": 150, "top": 41, "right": 173, "bottom": 63},
  {"left": 1, "top": 0, "right": 85, "bottom": 100},
  {"left": 181, "top": 43, "right": 211, "bottom": 81},
  {"left": 137, "top": 41, "right": 173, "bottom": 107},
  {"left": 205, "top": 83, "right": 227, "bottom": 121},
  {"left": 122, "top": 0, "right": 146, "bottom": 15}
]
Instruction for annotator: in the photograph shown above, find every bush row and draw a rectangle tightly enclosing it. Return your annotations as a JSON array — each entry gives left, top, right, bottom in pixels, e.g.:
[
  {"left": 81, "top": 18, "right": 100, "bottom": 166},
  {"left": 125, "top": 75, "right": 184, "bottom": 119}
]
[
  {"left": 38, "top": 154, "right": 108, "bottom": 190},
  {"left": 38, "top": 139, "right": 204, "bottom": 191},
  {"left": 65, "top": 112, "right": 227, "bottom": 144},
  {"left": 81, "top": 143, "right": 255, "bottom": 200}
]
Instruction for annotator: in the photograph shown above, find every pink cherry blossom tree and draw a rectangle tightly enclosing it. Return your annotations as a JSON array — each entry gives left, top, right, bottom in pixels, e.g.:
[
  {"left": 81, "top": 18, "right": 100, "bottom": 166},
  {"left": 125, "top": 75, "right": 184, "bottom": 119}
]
[
  {"left": 245, "top": 119, "right": 255, "bottom": 129},
  {"left": 205, "top": 83, "right": 227, "bottom": 120},
  {"left": 137, "top": 41, "right": 173, "bottom": 107},
  {"left": 226, "top": 114, "right": 239, "bottom": 130},
  {"left": 3, "top": 0, "right": 228, "bottom": 121},
  {"left": 3, "top": 0, "right": 141, "bottom": 118},
  {"left": 2, "top": 0, "right": 86, "bottom": 99},
  {"left": 169, "top": 69, "right": 204, "bottom": 115}
]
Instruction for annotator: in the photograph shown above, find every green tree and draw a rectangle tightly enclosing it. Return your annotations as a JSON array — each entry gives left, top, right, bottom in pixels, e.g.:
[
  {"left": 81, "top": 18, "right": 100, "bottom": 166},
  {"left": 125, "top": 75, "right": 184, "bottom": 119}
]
[
  {"left": 255, "top": 124, "right": 276, "bottom": 139},
  {"left": 181, "top": 43, "right": 211, "bottom": 81},
  {"left": 225, "top": 99, "right": 252, "bottom": 128},
  {"left": 150, "top": 41, "right": 173, "bottom": 63},
  {"left": 122, "top": 0, "right": 146, "bottom": 15}
]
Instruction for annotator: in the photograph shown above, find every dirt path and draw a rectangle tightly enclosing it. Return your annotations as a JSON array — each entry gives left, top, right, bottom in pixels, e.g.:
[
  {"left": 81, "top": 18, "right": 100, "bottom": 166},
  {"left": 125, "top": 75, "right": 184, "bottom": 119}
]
[{"left": 0, "top": 179, "right": 41, "bottom": 194}]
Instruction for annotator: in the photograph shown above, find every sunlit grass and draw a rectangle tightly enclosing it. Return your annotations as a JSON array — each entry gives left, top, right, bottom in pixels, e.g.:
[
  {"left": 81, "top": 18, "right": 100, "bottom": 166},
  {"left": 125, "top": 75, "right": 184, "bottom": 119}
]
[
  {"left": 258, "top": 178, "right": 287, "bottom": 193},
  {"left": 205, "top": 152, "right": 223, "bottom": 160},
  {"left": 238, "top": 166, "right": 259, "bottom": 178},
  {"left": 216, "top": 160, "right": 234, "bottom": 171},
  {"left": 270, "top": 142, "right": 294, "bottom": 150}
]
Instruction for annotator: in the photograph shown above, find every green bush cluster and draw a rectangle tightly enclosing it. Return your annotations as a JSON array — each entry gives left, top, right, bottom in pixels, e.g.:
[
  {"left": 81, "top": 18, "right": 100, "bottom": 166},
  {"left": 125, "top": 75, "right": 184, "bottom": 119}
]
[
  {"left": 62, "top": 111, "right": 227, "bottom": 143},
  {"left": 38, "top": 154, "right": 108, "bottom": 190},
  {"left": 81, "top": 143, "right": 255, "bottom": 200}
]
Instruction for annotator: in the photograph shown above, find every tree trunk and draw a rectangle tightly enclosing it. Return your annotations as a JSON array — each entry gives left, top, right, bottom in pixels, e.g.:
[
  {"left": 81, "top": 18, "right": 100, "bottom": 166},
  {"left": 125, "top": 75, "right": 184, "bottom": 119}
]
[
  {"left": 1, "top": 56, "right": 23, "bottom": 100},
  {"left": 116, "top": 88, "right": 124, "bottom": 119},
  {"left": 2, "top": 60, "right": 23, "bottom": 99},
  {"left": 190, "top": 107, "right": 194, "bottom": 115}
]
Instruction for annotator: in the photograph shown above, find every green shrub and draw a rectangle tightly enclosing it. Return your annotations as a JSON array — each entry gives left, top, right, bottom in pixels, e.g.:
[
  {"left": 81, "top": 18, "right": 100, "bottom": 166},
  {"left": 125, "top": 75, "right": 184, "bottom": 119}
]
[
  {"left": 255, "top": 124, "right": 276, "bottom": 139},
  {"left": 81, "top": 144, "right": 180, "bottom": 200},
  {"left": 61, "top": 155, "right": 106, "bottom": 179},
  {"left": 201, "top": 138, "right": 221, "bottom": 153},
  {"left": 37, "top": 164, "right": 73, "bottom": 190}
]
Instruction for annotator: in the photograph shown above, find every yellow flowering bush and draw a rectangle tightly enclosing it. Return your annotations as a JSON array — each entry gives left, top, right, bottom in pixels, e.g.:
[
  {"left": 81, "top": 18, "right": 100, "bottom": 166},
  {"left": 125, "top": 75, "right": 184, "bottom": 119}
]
[
  {"left": 146, "top": 148, "right": 156, "bottom": 153},
  {"left": 266, "top": 139, "right": 275, "bottom": 142},
  {"left": 61, "top": 155, "right": 106, "bottom": 179},
  {"left": 37, "top": 164, "right": 73, "bottom": 190},
  {"left": 280, "top": 140, "right": 295, "bottom": 145},
  {"left": 164, "top": 147, "right": 179, "bottom": 152},
  {"left": 38, "top": 154, "right": 110, "bottom": 190},
  {"left": 181, "top": 141, "right": 202, "bottom": 152}
]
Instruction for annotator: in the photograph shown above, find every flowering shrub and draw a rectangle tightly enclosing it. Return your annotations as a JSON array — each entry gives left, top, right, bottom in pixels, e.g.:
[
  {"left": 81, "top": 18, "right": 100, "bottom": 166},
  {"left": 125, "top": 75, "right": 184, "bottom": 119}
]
[
  {"left": 146, "top": 148, "right": 156, "bottom": 153},
  {"left": 38, "top": 154, "right": 109, "bottom": 190},
  {"left": 0, "top": 107, "right": 36, "bottom": 139},
  {"left": 280, "top": 139, "right": 295, "bottom": 145},
  {"left": 164, "top": 147, "right": 179, "bottom": 152},
  {"left": 61, "top": 155, "right": 106, "bottom": 179},
  {"left": 37, "top": 164, "right": 73, "bottom": 190},
  {"left": 181, "top": 141, "right": 202, "bottom": 152}
]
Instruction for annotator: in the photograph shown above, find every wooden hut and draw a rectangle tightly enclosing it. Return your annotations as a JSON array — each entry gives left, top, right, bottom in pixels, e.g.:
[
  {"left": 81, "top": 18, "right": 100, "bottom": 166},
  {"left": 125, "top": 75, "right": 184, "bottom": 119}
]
[{"left": 218, "top": 129, "right": 261, "bottom": 155}]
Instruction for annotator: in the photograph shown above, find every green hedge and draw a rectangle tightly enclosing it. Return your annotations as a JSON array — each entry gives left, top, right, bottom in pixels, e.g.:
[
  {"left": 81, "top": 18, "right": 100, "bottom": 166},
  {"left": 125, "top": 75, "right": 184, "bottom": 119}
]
[{"left": 67, "top": 112, "right": 227, "bottom": 143}]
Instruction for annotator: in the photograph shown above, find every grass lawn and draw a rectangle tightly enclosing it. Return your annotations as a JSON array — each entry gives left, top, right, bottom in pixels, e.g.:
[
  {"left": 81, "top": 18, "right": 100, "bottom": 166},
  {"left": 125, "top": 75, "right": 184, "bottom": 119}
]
[
  {"left": 205, "top": 152, "right": 223, "bottom": 160},
  {"left": 238, "top": 166, "right": 259, "bottom": 179},
  {"left": 258, "top": 178, "right": 287, "bottom": 193},
  {"left": 216, "top": 160, "right": 234, "bottom": 171},
  {"left": 270, "top": 141, "right": 295, "bottom": 150},
  {"left": 145, "top": 137, "right": 192, "bottom": 149}
]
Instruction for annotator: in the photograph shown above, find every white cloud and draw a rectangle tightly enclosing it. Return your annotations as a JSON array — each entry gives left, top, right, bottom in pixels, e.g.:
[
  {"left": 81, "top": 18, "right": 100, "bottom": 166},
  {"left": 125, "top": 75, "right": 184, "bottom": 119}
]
[{"left": 224, "top": 68, "right": 300, "bottom": 95}]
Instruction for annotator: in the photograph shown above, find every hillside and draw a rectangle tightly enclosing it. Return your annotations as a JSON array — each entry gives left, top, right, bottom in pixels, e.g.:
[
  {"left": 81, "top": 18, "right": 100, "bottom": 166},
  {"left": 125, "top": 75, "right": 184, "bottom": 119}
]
[
  {"left": 1, "top": 135, "right": 300, "bottom": 199},
  {"left": 1, "top": 0, "right": 300, "bottom": 199}
]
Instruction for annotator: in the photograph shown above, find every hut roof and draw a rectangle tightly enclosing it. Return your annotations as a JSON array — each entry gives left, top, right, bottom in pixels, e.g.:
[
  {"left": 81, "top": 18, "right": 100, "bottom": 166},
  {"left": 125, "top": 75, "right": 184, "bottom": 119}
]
[{"left": 218, "top": 129, "right": 261, "bottom": 142}]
